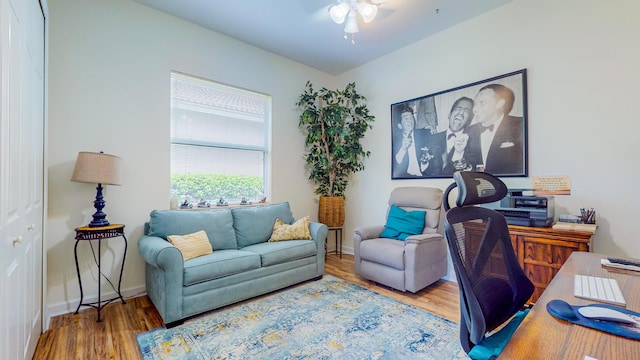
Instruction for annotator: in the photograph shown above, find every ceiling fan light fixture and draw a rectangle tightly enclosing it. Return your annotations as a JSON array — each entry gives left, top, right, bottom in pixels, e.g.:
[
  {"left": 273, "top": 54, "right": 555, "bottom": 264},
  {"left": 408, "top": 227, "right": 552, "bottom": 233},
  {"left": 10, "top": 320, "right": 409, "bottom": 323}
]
[
  {"left": 344, "top": 12, "right": 359, "bottom": 33},
  {"left": 329, "top": 3, "right": 350, "bottom": 24},
  {"left": 358, "top": 2, "right": 378, "bottom": 23}
]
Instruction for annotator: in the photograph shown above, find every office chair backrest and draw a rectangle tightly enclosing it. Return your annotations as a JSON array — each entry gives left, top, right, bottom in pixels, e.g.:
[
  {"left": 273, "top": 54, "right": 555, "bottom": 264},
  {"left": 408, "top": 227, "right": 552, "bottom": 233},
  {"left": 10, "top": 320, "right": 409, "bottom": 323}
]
[{"left": 443, "top": 171, "right": 534, "bottom": 353}]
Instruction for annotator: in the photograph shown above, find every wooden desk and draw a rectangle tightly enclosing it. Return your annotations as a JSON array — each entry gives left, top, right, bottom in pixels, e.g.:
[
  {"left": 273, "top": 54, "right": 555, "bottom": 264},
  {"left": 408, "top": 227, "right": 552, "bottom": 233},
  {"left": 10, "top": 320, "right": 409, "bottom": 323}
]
[{"left": 500, "top": 252, "right": 640, "bottom": 359}]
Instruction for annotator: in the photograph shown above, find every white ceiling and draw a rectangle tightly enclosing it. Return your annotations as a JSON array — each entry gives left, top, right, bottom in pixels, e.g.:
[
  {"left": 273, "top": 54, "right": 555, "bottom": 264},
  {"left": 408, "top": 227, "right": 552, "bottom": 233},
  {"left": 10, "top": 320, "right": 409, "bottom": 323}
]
[{"left": 134, "top": 0, "right": 512, "bottom": 75}]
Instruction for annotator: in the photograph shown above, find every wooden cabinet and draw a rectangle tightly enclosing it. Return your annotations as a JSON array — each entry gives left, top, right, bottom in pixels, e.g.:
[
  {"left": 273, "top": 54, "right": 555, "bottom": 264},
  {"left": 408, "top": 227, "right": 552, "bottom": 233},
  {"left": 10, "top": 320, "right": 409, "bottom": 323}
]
[
  {"left": 459, "top": 222, "right": 593, "bottom": 303},
  {"left": 508, "top": 225, "right": 592, "bottom": 302}
]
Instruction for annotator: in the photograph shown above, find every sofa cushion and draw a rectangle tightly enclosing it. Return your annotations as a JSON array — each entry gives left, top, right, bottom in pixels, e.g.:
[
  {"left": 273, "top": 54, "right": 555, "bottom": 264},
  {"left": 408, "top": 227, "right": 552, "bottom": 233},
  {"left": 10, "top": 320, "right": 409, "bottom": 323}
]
[
  {"left": 183, "top": 249, "right": 261, "bottom": 286},
  {"left": 268, "top": 216, "right": 312, "bottom": 242},
  {"left": 167, "top": 230, "right": 213, "bottom": 261},
  {"left": 232, "top": 202, "right": 295, "bottom": 248},
  {"left": 147, "top": 209, "right": 238, "bottom": 250},
  {"left": 241, "top": 240, "right": 317, "bottom": 267}
]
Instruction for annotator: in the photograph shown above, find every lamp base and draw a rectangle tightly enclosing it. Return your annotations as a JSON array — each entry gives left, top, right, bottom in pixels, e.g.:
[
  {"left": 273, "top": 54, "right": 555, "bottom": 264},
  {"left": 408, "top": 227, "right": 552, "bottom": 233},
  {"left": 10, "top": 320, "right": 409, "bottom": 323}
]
[
  {"left": 88, "top": 217, "right": 110, "bottom": 228},
  {"left": 88, "top": 183, "right": 111, "bottom": 228}
]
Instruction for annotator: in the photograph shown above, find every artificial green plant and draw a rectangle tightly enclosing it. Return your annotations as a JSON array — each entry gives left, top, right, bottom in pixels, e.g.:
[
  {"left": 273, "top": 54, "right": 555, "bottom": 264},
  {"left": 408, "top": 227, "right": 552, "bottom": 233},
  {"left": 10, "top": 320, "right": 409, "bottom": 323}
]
[{"left": 296, "top": 81, "right": 375, "bottom": 197}]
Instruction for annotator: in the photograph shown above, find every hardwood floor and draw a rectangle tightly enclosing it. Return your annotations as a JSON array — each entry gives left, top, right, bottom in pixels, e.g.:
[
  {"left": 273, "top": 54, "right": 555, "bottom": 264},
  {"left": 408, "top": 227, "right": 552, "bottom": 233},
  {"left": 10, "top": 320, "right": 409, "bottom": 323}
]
[
  {"left": 34, "top": 254, "right": 460, "bottom": 359},
  {"left": 324, "top": 254, "right": 460, "bottom": 322}
]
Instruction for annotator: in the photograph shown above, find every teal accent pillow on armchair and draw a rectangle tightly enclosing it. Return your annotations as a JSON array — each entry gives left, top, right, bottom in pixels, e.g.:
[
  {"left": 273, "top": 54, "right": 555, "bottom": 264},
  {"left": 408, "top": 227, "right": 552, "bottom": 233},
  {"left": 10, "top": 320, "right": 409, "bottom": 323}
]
[{"left": 380, "top": 205, "right": 426, "bottom": 240}]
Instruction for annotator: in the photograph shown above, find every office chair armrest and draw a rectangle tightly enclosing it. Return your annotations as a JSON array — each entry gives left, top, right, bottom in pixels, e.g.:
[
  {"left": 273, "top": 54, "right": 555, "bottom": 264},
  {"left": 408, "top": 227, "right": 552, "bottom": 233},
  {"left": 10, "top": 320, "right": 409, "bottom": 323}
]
[
  {"left": 354, "top": 225, "right": 385, "bottom": 240},
  {"left": 405, "top": 233, "right": 443, "bottom": 244}
]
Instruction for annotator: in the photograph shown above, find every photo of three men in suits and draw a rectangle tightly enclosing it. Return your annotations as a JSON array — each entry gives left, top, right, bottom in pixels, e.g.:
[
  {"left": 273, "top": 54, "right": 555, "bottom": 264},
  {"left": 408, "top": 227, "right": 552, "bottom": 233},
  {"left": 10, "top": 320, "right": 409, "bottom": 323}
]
[{"left": 391, "top": 70, "right": 527, "bottom": 179}]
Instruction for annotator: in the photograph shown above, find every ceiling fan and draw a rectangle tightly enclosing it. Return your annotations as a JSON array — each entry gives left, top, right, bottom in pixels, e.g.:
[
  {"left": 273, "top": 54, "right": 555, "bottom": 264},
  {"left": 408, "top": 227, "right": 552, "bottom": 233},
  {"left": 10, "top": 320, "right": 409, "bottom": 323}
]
[{"left": 327, "top": 0, "right": 389, "bottom": 44}]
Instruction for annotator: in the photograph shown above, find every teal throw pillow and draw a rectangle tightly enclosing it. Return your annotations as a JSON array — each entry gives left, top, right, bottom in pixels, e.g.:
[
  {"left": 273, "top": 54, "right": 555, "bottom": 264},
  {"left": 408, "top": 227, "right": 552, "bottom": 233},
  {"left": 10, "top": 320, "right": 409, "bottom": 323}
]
[{"left": 379, "top": 205, "right": 426, "bottom": 240}]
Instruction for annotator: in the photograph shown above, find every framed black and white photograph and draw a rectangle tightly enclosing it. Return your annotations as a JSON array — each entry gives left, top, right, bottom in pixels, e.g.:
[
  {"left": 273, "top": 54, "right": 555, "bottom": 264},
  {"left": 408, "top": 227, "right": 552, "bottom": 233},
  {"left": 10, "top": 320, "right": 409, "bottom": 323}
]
[{"left": 391, "top": 69, "right": 528, "bottom": 179}]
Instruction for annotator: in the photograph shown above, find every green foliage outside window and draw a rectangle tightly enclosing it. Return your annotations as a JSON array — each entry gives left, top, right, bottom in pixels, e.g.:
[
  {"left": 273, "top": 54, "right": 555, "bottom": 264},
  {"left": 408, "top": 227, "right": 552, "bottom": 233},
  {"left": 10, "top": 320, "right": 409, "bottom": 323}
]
[{"left": 171, "top": 173, "right": 263, "bottom": 202}]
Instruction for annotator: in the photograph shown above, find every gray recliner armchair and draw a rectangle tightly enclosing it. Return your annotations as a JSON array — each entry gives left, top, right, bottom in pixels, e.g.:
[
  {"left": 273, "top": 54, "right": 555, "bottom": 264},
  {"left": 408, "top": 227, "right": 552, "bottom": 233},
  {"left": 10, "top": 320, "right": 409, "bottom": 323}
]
[{"left": 353, "top": 187, "right": 448, "bottom": 292}]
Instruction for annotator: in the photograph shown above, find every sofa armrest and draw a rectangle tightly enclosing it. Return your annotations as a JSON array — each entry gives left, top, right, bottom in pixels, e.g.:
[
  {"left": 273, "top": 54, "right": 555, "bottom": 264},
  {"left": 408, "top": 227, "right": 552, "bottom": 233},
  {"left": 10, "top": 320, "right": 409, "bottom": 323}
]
[
  {"left": 309, "top": 222, "right": 328, "bottom": 274},
  {"left": 137, "top": 235, "right": 185, "bottom": 324},
  {"left": 354, "top": 225, "right": 384, "bottom": 240},
  {"left": 309, "top": 221, "right": 328, "bottom": 245},
  {"left": 138, "top": 235, "right": 184, "bottom": 270}
]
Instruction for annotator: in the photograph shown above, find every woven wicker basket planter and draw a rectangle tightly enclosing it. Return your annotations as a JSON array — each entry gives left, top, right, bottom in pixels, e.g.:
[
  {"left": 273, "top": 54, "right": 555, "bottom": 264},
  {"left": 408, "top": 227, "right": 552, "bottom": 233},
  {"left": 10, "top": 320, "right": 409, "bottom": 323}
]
[{"left": 318, "top": 196, "right": 345, "bottom": 227}]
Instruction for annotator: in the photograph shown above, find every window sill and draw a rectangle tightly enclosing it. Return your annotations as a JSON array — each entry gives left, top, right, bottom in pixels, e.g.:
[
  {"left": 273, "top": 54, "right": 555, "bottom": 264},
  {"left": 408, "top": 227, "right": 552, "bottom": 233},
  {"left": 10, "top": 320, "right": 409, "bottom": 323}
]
[{"left": 174, "top": 202, "right": 270, "bottom": 210}]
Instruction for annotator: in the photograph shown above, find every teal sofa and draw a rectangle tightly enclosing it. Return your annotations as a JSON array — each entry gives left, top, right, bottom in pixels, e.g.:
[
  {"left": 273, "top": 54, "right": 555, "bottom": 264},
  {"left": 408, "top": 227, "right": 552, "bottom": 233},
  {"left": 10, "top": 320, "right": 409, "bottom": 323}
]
[{"left": 137, "top": 202, "right": 327, "bottom": 326}]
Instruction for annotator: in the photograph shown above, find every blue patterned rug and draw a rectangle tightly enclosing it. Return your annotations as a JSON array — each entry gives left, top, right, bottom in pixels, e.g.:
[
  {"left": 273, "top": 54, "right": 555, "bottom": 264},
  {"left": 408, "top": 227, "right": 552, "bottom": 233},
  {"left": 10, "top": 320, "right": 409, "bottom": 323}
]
[{"left": 137, "top": 275, "right": 469, "bottom": 359}]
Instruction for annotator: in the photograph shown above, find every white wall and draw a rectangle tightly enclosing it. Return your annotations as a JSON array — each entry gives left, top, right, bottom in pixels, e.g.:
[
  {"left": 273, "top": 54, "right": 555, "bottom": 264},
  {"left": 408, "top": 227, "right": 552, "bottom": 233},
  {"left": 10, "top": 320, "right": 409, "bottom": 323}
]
[
  {"left": 340, "top": 0, "right": 640, "bottom": 274},
  {"left": 46, "top": 0, "right": 332, "bottom": 317},
  {"left": 47, "top": 0, "right": 640, "bottom": 318}
]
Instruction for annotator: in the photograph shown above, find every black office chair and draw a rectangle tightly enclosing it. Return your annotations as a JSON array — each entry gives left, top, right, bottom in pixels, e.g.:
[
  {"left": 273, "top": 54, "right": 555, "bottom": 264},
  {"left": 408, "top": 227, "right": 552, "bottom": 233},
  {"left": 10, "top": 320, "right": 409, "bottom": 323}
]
[{"left": 443, "top": 171, "right": 534, "bottom": 359}]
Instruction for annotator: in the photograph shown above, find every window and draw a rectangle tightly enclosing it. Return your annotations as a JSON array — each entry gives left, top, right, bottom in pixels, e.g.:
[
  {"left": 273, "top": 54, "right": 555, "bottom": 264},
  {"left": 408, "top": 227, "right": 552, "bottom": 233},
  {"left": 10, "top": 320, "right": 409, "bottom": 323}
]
[{"left": 170, "top": 73, "right": 270, "bottom": 204}]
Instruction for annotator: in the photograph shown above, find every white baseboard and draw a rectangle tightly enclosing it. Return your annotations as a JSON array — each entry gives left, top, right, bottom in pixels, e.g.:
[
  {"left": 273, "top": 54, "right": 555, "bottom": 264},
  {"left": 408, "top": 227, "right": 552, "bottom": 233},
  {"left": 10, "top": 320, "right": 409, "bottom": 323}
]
[
  {"left": 45, "top": 285, "right": 146, "bottom": 327},
  {"left": 327, "top": 245, "right": 353, "bottom": 256}
]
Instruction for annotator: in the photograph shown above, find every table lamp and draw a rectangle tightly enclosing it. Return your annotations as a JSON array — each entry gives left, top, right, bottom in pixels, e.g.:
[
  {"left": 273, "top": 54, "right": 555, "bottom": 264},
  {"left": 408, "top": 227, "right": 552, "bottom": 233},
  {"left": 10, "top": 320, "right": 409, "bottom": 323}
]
[{"left": 71, "top": 151, "right": 123, "bottom": 227}]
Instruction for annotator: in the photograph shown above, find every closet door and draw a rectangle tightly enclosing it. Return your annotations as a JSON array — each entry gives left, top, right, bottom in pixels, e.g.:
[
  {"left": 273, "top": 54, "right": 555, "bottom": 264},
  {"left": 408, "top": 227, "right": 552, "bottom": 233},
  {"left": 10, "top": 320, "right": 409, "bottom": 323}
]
[{"left": 0, "top": 0, "right": 45, "bottom": 358}]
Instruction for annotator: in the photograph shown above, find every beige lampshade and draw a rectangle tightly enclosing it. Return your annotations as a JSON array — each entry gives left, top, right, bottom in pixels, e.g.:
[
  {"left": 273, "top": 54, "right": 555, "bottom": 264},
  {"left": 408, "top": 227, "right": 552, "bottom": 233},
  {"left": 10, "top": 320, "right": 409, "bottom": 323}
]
[{"left": 71, "top": 151, "right": 123, "bottom": 185}]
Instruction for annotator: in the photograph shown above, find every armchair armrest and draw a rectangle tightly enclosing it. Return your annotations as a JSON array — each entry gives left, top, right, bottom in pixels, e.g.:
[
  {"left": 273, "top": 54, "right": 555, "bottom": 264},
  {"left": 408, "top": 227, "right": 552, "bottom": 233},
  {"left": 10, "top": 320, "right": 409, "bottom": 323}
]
[
  {"left": 353, "top": 225, "right": 384, "bottom": 275},
  {"left": 404, "top": 232, "right": 448, "bottom": 291},
  {"left": 405, "top": 233, "right": 443, "bottom": 245},
  {"left": 354, "top": 225, "right": 385, "bottom": 240}
]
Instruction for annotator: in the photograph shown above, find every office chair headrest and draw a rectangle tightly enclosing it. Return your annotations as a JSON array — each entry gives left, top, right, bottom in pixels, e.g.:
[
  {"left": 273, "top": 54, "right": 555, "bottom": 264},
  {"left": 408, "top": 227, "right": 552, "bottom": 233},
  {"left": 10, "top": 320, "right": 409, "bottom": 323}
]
[{"left": 443, "top": 171, "right": 508, "bottom": 210}]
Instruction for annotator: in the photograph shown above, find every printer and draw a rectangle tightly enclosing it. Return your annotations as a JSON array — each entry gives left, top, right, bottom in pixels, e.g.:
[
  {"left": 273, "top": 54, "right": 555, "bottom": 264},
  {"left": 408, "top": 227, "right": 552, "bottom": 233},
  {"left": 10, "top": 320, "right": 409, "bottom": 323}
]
[{"left": 482, "top": 189, "right": 555, "bottom": 227}]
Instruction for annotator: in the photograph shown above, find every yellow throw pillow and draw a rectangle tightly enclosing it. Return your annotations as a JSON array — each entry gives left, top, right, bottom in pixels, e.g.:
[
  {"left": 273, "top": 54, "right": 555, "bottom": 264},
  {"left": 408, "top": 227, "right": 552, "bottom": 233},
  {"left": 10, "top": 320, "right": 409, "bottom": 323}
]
[
  {"left": 268, "top": 216, "right": 312, "bottom": 242},
  {"left": 167, "top": 230, "right": 213, "bottom": 261}
]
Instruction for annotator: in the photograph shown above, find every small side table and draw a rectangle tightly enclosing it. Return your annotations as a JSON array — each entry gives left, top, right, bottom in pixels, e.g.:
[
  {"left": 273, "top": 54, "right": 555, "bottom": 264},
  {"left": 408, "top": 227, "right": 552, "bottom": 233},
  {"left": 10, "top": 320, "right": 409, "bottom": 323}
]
[
  {"left": 74, "top": 224, "right": 127, "bottom": 322},
  {"left": 327, "top": 227, "right": 343, "bottom": 258}
]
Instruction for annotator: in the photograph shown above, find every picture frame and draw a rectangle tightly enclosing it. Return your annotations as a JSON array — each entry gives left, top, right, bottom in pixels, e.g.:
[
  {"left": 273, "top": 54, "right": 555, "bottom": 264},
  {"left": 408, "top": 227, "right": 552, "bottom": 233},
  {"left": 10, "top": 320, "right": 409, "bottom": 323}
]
[{"left": 391, "top": 69, "right": 528, "bottom": 179}]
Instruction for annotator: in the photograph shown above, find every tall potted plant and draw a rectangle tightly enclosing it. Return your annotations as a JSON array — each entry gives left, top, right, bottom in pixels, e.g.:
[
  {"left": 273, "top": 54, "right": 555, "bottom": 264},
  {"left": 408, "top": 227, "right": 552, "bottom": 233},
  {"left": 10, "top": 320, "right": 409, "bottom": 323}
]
[{"left": 296, "top": 81, "right": 374, "bottom": 227}]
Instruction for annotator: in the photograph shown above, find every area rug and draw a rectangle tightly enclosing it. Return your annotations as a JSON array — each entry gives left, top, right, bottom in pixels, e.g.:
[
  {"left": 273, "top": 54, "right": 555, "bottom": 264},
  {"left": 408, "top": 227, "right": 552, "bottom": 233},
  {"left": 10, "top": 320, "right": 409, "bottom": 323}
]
[{"left": 136, "top": 275, "right": 469, "bottom": 359}]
